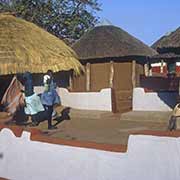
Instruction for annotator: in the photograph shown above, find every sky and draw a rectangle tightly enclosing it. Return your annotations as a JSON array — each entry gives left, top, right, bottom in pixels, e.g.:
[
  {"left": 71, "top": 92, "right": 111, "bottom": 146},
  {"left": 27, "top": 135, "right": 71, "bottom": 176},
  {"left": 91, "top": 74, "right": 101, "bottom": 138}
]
[{"left": 97, "top": 0, "right": 180, "bottom": 46}]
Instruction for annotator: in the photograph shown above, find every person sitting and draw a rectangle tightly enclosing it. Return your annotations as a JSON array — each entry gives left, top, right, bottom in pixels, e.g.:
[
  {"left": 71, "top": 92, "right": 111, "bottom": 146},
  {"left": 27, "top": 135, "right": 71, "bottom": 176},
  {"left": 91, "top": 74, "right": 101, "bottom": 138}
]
[{"left": 22, "top": 72, "right": 44, "bottom": 126}]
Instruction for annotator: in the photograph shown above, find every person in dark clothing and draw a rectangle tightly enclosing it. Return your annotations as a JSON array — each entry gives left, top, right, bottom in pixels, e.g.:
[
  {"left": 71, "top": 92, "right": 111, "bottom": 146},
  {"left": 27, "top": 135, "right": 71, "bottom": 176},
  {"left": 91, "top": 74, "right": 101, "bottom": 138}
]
[
  {"left": 22, "top": 72, "right": 34, "bottom": 97},
  {"left": 44, "top": 105, "right": 55, "bottom": 129},
  {"left": 41, "top": 89, "right": 58, "bottom": 129},
  {"left": 22, "top": 72, "right": 44, "bottom": 127}
]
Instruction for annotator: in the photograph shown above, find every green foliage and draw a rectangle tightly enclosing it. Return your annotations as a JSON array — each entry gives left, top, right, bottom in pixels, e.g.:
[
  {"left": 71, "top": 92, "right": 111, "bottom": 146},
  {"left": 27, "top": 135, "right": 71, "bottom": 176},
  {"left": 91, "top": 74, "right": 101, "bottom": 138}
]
[{"left": 0, "top": 0, "right": 100, "bottom": 43}]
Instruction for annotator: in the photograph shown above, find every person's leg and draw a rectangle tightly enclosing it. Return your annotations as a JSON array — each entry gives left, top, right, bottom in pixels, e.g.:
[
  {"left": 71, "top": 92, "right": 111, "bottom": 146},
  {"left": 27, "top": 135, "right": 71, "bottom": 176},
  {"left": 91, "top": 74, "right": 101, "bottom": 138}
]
[
  {"left": 30, "top": 114, "right": 39, "bottom": 126},
  {"left": 46, "top": 105, "right": 57, "bottom": 129},
  {"left": 47, "top": 105, "right": 53, "bottom": 128}
]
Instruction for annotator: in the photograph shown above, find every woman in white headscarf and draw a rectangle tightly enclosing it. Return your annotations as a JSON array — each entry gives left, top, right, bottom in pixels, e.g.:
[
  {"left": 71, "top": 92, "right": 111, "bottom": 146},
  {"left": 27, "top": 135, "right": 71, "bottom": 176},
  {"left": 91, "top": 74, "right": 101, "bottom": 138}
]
[{"left": 41, "top": 70, "right": 60, "bottom": 129}]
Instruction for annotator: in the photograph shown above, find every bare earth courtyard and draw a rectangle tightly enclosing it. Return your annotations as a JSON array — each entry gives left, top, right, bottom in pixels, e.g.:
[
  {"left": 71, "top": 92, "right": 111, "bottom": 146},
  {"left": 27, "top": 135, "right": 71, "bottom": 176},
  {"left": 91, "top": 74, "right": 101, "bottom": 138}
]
[
  {"left": 48, "top": 108, "right": 171, "bottom": 145},
  {"left": 0, "top": 107, "right": 172, "bottom": 146}
]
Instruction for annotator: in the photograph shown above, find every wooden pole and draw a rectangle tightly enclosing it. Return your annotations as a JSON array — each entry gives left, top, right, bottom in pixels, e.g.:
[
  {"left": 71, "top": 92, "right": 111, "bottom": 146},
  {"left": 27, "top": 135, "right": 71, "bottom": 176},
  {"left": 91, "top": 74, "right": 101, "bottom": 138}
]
[
  {"left": 149, "top": 67, "right": 152, "bottom": 76},
  {"left": 86, "top": 63, "right": 90, "bottom": 91},
  {"left": 109, "top": 61, "right": 114, "bottom": 88},
  {"left": 69, "top": 75, "right": 73, "bottom": 91},
  {"left": 145, "top": 62, "right": 152, "bottom": 76},
  {"left": 144, "top": 63, "right": 149, "bottom": 76},
  {"left": 132, "top": 60, "right": 136, "bottom": 88},
  {"left": 147, "top": 62, "right": 152, "bottom": 76},
  {"left": 160, "top": 60, "right": 164, "bottom": 73}
]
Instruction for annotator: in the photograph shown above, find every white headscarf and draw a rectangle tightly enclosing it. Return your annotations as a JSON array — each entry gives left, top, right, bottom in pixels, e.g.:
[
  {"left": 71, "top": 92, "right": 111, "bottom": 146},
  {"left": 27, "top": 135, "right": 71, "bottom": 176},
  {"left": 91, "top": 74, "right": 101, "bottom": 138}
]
[{"left": 43, "top": 74, "right": 50, "bottom": 84}]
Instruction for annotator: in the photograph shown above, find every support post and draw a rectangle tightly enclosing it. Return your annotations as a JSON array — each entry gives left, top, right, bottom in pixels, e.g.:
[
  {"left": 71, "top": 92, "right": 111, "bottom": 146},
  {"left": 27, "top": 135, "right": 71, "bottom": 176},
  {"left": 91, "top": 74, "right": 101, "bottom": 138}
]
[
  {"left": 144, "top": 63, "right": 149, "bottom": 76},
  {"left": 148, "top": 62, "right": 152, "bottom": 76},
  {"left": 149, "top": 68, "right": 152, "bottom": 76},
  {"left": 109, "top": 61, "right": 114, "bottom": 88},
  {"left": 132, "top": 60, "right": 136, "bottom": 88},
  {"left": 69, "top": 75, "right": 73, "bottom": 91},
  {"left": 86, "top": 63, "right": 90, "bottom": 91},
  {"left": 160, "top": 60, "right": 164, "bottom": 73}
]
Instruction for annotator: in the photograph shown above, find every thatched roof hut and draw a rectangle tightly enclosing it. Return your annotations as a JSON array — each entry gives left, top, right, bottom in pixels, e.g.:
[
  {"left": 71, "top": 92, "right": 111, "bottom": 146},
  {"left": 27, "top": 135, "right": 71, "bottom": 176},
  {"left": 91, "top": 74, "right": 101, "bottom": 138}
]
[
  {"left": 72, "top": 25, "right": 157, "bottom": 112},
  {"left": 0, "top": 13, "right": 82, "bottom": 75},
  {"left": 151, "top": 27, "right": 180, "bottom": 76},
  {"left": 73, "top": 25, "right": 157, "bottom": 61},
  {"left": 152, "top": 27, "right": 180, "bottom": 55}
]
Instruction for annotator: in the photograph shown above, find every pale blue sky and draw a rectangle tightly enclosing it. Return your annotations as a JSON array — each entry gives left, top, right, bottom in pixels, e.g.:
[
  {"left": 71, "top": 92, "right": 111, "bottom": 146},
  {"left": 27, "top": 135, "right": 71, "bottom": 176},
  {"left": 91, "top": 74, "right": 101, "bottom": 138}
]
[{"left": 97, "top": 0, "right": 180, "bottom": 46}]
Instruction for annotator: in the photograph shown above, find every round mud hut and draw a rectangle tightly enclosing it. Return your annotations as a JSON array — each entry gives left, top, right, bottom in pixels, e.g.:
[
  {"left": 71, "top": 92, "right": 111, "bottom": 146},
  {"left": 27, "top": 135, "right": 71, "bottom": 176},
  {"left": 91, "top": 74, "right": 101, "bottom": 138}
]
[
  {"left": 0, "top": 13, "right": 82, "bottom": 100},
  {"left": 72, "top": 24, "right": 157, "bottom": 112},
  {"left": 151, "top": 27, "right": 180, "bottom": 76}
]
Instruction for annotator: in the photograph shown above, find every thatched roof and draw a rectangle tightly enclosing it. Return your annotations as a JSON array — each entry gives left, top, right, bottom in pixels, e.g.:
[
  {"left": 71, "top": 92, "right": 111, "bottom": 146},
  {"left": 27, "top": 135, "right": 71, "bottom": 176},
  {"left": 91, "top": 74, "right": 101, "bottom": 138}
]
[
  {"left": 72, "top": 25, "right": 157, "bottom": 61},
  {"left": 151, "top": 53, "right": 180, "bottom": 61},
  {"left": 0, "top": 13, "right": 82, "bottom": 75},
  {"left": 152, "top": 27, "right": 180, "bottom": 50}
]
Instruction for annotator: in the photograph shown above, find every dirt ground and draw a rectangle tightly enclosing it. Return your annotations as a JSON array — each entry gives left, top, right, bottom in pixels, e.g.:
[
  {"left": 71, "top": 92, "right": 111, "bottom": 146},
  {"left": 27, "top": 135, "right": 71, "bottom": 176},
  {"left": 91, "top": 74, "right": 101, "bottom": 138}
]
[
  {"left": 0, "top": 107, "right": 172, "bottom": 146},
  {"left": 49, "top": 108, "right": 171, "bottom": 145}
]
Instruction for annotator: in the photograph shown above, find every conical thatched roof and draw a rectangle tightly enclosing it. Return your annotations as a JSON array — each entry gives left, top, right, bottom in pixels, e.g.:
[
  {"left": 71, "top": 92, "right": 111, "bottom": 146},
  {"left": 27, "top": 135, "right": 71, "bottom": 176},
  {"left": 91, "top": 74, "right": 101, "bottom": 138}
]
[
  {"left": 0, "top": 13, "right": 82, "bottom": 75},
  {"left": 72, "top": 25, "right": 157, "bottom": 61},
  {"left": 152, "top": 27, "right": 180, "bottom": 50}
]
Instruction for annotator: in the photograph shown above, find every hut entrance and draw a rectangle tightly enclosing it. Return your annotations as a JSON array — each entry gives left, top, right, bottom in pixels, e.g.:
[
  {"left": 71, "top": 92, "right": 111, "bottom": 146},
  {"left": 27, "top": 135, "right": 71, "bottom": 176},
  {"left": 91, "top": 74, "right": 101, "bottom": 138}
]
[{"left": 113, "top": 62, "right": 133, "bottom": 113}]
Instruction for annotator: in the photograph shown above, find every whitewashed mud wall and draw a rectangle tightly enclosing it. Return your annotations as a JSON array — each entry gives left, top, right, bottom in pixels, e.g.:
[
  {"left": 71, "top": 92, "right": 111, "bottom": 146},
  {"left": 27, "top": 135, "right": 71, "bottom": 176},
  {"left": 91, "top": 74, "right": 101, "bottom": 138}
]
[
  {"left": 34, "top": 87, "right": 112, "bottom": 111},
  {"left": 58, "top": 88, "right": 112, "bottom": 111},
  {"left": 0, "top": 128, "right": 180, "bottom": 180},
  {"left": 133, "top": 88, "right": 177, "bottom": 111}
]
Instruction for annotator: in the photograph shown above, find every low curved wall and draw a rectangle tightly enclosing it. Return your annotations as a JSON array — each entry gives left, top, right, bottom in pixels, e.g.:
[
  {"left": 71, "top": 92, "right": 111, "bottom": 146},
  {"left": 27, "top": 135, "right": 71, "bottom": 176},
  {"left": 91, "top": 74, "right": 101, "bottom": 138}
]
[
  {"left": 34, "top": 87, "right": 112, "bottom": 111},
  {"left": 0, "top": 128, "right": 180, "bottom": 180},
  {"left": 58, "top": 88, "right": 112, "bottom": 111},
  {"left": 133, "top": 88, "right": 177, "bottom": 111}
]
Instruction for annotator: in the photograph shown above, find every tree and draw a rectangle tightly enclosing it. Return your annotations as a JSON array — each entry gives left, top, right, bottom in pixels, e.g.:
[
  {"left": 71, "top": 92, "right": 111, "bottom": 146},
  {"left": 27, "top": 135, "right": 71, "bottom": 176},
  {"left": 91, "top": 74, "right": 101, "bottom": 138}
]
[{"left": 0, "top": 0, "right": 100, "bottom": 43}]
